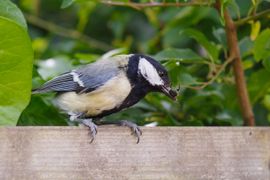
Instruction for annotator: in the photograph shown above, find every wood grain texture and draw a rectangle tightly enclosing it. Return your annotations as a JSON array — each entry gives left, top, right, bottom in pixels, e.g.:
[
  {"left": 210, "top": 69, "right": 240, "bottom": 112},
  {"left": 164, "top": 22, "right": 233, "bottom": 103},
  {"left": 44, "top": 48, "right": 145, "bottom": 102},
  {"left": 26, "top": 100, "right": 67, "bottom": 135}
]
[{"left": 0, "top": 127, "right": 269, "bottom": 180}]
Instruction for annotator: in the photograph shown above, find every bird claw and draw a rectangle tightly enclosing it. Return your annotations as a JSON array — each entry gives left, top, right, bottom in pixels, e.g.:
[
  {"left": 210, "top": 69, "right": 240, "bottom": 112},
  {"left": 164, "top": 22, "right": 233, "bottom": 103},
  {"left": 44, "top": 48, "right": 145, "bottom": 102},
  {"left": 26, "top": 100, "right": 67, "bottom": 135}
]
[
  {"left": 82, "top": 119, "right": 98, "bottom": 143},
  {"left": 120, "top": 120, "right": 142, "bottom": 144}
]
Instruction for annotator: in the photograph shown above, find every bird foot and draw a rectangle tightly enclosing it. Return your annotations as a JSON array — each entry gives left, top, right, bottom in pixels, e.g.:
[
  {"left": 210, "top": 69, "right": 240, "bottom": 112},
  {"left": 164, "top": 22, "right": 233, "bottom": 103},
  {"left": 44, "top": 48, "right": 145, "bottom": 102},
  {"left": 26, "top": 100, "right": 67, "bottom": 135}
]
[
  {"left": 82, "top": 119, "right": 98, "bottom": 143},
  {"left": 119, "top": 120, "right": 142, "bottom": 144}
]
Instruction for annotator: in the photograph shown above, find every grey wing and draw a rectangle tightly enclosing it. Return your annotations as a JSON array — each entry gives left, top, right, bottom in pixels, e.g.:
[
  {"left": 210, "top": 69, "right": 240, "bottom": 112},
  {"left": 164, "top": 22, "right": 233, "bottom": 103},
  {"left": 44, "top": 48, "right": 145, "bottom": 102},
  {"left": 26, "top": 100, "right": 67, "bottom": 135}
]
[
  {"left": 32, "top": 61, "right": 119, "bottom": 94},
  {"left": 32, "top": 72, "right": 81, "bottom": 94},
  {"left": 76, "top": 63, "right": 119, "bottom": 93}
]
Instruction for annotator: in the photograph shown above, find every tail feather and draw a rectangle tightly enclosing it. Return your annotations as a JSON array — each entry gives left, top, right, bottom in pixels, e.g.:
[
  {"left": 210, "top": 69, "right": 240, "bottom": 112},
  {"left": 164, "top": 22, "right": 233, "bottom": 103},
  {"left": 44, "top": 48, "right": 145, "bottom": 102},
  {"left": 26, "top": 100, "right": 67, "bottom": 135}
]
[{"left": 31, "top": 88, "right": 51, "bottom": 94}]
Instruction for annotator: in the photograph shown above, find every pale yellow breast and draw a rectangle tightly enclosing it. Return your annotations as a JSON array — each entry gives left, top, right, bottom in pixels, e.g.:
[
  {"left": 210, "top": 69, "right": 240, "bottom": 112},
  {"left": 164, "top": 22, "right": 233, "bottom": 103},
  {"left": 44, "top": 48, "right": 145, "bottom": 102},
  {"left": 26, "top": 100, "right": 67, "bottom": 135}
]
[{"left": 57, "top": 72, "right": 131, "bottom": 116}]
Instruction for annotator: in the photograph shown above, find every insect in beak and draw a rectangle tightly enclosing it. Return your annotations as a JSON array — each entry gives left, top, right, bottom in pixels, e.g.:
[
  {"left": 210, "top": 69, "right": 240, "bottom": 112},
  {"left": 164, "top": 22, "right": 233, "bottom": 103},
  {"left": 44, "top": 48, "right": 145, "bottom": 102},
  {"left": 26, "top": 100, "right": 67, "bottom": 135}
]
[{"left": 160, "top": 85, "right": 178, "bottom": 100}]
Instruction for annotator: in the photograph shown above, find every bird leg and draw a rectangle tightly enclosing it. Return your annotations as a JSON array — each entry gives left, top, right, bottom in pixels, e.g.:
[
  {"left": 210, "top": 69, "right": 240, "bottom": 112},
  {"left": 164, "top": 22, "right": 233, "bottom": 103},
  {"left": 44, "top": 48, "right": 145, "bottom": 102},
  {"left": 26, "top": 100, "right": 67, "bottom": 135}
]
[
  {"left": 119, "top": 120, "right": 142, "bottom": 144},
  {"left": 69, "top": 112, "right": 85, "bottom": 122},
  {"left": 68, "top": 112, "right": 98, "bottom": 143},
  {"left": 81, "top": 119, "right": 98, "bottom": 143}
]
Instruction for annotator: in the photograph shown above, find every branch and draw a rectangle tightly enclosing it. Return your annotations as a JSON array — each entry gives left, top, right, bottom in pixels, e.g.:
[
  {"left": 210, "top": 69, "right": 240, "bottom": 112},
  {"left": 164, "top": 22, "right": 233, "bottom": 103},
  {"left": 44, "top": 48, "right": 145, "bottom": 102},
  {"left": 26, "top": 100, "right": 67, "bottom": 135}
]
[
  {"left": 216, "top": 1, "right": 255, "bottom": 126},
  {"left": 235, "top": 8, "right": 270, "bottom": 26},
  {"left": 100, "top": 0, "right": 213, "bottom": 10},
  {"left": 24, "top": 14, "right": 112, "bottom": 51},
  {"left": 183, "top": 55, "right": 235, "bottom": 90}
]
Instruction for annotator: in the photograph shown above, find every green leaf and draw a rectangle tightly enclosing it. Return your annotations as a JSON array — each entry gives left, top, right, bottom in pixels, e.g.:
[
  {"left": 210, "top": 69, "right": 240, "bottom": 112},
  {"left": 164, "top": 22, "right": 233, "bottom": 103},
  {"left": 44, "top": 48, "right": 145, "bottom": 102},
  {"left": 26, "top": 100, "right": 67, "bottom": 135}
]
[
  {"left": 227, "top": 0, "right": 240, "bottom": 19},
  {"left": 182, "top": 28, "right": 219, "bottom": 61},
  {"left": 262, "top": 95, "right": 270, "bottom": 110},
  {"left": 154, "top": 48, "right": 204, "bottom": 63},
  {"left": 0, "top": 0, "right": 27, "bottom": 29},
  {"left": 263, "top": 57, "right": 270, "bottom": 72},
  {"left": 75, "top": 53, "right": 100, "bottom": 64},
  {"left": 248, "top": 69, "right": 270, "bottom": 104},
  {"left": 179, "top": 73, "right": 198, "bottom": 85},
  {"left": 61, "top": 0, "right": 97, "bottom": 8},
  {"left": 254, "top": 29, "right": 270, "bottom": 61},
  {"left": 239, "top": 37, "right": 253, "bottom": 58},
  {"left": 0, "top": 11, "right": 33, "bottom": 125},
  {"left": 213, "top": 28, "right": 227, "bottom": 48},
  {"left": 18, "top": 96, "right": 68, "bottom": 126},
  {"left": 61, "top": 0, "right": 75, "bottom": 8},
  {"left": 165, "top": 62, "right": 198, "bottom": 87}
]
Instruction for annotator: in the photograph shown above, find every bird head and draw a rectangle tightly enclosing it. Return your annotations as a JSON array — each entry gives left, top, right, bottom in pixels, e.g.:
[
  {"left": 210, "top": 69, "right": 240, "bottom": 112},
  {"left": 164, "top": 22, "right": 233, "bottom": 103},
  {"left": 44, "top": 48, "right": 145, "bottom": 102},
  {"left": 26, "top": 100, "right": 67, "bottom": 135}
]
[{"left": 128, "top": 54, "right": 178, "bottom": 100}]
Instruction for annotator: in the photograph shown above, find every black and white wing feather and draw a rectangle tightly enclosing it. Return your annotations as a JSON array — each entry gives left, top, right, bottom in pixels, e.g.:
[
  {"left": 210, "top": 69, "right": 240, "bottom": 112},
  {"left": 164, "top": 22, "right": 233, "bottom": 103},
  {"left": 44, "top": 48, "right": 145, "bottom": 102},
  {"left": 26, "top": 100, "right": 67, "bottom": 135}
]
[
  {"left": 32, "top": 59, "right": 119, "bottom": 94},
  {"left": 32, "top": 72, "right": 81, "bottom": 94}
]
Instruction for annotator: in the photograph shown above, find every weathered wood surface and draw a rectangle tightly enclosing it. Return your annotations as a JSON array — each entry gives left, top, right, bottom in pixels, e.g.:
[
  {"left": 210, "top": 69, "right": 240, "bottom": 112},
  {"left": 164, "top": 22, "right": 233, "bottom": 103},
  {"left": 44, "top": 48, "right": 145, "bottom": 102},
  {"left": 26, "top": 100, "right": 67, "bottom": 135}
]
[{"left": 0, "top": 127, "right": 269, "bottom": 180}]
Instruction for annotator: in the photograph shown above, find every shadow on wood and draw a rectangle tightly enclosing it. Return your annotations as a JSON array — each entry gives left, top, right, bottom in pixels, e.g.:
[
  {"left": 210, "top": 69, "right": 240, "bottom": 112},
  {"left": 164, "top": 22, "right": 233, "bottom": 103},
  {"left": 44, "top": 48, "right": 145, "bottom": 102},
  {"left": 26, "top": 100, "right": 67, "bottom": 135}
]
[{"left": 0, "top": 127, "right": 269, "bottom": 179}]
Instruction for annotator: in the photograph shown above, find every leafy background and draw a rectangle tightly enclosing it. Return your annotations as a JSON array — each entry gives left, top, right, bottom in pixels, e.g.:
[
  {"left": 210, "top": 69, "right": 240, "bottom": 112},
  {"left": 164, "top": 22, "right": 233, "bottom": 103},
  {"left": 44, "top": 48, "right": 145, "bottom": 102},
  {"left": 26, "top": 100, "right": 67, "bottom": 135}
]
[
  {"left": 1, "top": 0, "right": 270, "bottom": 126},
  {"left": 0, "top": 0, "right": 33, "bottom": 125}
]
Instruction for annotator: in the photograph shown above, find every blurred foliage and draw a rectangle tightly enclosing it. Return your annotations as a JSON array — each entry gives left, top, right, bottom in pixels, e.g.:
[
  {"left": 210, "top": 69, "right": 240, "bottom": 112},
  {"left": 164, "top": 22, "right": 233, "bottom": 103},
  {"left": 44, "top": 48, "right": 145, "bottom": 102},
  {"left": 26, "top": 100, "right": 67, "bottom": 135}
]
[
  {"left": 0, "top": 0, "right": 33, "bottom": 125},
  {"left": 1, "top": 0, "right": 270, "bottom": 126}
]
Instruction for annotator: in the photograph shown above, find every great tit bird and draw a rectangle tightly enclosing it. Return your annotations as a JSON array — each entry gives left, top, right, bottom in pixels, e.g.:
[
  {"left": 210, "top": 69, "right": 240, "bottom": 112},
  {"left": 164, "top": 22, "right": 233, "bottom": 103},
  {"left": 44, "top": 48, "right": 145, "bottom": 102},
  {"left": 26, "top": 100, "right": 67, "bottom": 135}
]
[{"left": 33, "top": 54, "right": 177, "bottom": 143}]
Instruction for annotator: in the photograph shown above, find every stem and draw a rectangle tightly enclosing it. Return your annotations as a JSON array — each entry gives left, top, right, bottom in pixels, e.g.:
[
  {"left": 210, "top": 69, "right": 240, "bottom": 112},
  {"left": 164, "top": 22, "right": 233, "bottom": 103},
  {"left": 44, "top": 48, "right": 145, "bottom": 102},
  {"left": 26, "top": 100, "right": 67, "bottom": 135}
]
[
  {"left": 187, "top": 55, "right": 235, "bottom": 90},
  {"left": 101, "top": 0, "right": 212, "bottom": 9},
  {"left": 25, "top": 14, "right": 112, "bottom": 51},
  {"left": 235, "top": 8, "right": 270, "bottom": 27},
  {"left": 180, "top": 56, "right": 234, "bottom": 90},
  {"left": 216, "top": 3, "right": 255, "bottom": 126}
]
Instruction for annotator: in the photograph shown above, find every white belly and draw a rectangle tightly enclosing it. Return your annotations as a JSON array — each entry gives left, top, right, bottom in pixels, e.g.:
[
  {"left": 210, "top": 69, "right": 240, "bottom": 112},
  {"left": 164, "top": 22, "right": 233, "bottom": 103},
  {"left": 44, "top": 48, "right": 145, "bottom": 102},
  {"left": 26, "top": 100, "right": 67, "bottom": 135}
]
[{"left": 57, "top": 72, "right": 131, "bottom": 116}]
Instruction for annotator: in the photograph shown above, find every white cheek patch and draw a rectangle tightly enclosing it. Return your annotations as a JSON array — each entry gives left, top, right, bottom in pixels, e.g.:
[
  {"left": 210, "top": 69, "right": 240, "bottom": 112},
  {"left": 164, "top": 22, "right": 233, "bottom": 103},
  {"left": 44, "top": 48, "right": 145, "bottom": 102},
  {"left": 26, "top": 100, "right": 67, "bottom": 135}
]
[
  {"left": 70, "top": 71, "right": 84, "bottom": 87},
  {"left": 138, "top": 57, "right": 164, "bottom": 86}
]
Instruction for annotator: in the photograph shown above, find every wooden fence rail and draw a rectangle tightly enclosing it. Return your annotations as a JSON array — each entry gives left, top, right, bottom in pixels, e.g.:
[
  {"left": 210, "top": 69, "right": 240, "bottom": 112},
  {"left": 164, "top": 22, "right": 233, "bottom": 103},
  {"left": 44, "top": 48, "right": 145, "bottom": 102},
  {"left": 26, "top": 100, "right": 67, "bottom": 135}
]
[{"left": 0, "top": 127, "right": 269, "bottom": 179}]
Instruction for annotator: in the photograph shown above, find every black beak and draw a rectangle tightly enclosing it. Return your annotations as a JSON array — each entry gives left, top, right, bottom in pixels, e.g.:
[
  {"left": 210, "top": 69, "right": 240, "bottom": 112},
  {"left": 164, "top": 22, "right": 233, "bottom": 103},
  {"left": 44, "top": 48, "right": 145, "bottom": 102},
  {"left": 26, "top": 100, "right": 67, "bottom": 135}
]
[{"left": 160, "top": 85, "right": 178, "bottom": 101}]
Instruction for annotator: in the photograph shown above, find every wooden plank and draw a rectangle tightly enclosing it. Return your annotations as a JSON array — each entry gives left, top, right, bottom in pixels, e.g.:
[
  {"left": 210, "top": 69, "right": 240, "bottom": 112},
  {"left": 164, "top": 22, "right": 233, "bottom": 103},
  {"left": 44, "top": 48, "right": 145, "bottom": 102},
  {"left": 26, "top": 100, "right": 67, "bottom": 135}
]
[{"left": 0, "top": 127, "right": 269, "bottom": 179}]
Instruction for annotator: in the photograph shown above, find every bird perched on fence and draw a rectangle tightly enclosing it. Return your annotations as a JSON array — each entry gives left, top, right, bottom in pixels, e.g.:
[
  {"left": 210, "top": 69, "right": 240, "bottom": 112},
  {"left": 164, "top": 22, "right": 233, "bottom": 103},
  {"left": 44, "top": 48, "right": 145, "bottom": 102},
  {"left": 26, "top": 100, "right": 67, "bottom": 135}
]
[{"left": 33, "top": 54, "right": 177, "bottom": 143}]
